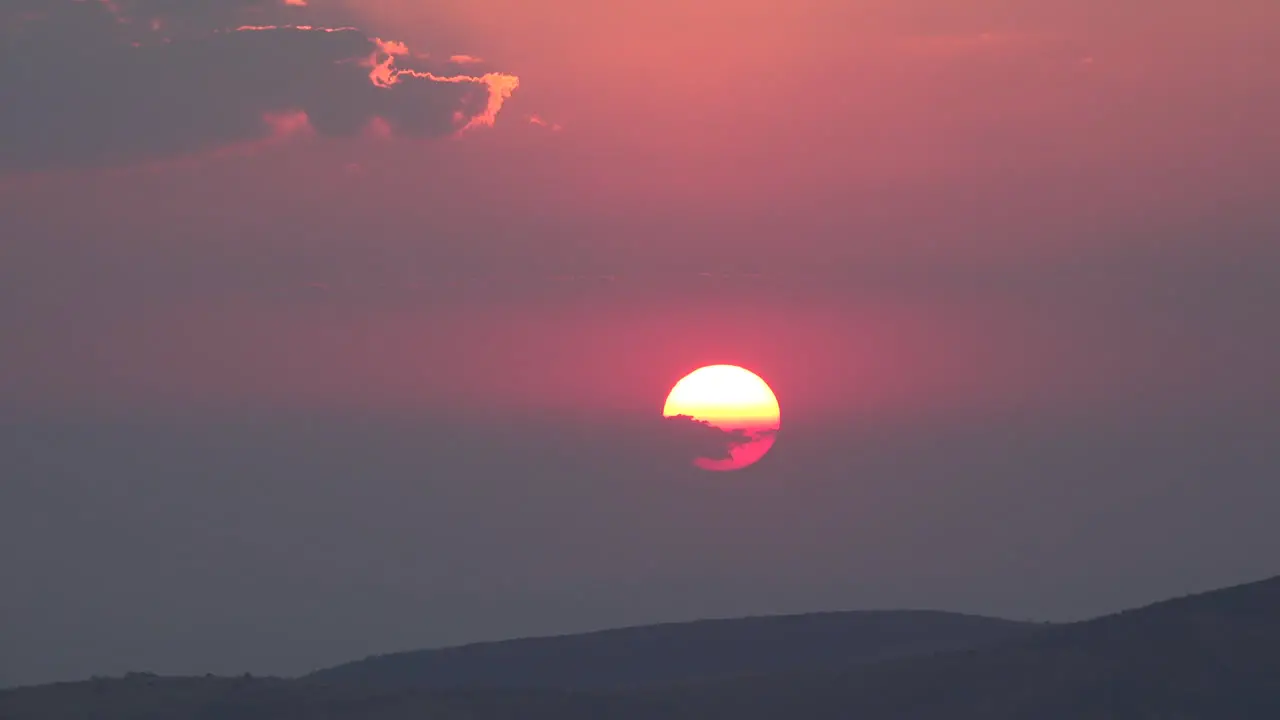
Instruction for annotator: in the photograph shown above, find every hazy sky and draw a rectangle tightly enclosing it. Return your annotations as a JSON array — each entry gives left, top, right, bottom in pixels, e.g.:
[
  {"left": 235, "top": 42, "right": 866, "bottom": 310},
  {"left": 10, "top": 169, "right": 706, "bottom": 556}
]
[{"left": 2, "top": 0, "right": 1278, "bottom": 687}]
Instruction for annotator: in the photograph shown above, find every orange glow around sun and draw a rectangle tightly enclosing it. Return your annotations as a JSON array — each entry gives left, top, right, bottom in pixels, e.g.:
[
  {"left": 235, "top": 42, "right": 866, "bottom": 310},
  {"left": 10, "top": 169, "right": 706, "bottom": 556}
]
[{"left": 663, "top": 364, "right": 781, "bottom": 471}]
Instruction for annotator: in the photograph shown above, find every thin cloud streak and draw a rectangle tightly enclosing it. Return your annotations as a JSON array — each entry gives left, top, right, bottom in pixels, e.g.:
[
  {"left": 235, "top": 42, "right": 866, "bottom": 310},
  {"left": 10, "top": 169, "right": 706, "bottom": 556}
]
[{"left": 361, "top": 34, "right": 519, "bottom": 131}]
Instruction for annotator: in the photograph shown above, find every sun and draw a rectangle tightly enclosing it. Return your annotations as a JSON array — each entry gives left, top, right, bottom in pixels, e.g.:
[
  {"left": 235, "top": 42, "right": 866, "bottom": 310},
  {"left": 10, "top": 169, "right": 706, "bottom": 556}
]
[{"left": 662, "top": 365, "right": 781, "bottom": 471}]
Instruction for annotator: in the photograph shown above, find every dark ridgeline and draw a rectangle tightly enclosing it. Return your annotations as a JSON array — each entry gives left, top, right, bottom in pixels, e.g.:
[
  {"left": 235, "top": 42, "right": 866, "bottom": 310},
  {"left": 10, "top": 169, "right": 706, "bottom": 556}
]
[
  {"left": 638, "top": 574, "right": 1280, "bottom": 719},
  {"left": 2, "top": 575, "right": 1278, "bottom": 720},
  {"left": 306, "top": 609, "right": 1037, "bottom": 690}
]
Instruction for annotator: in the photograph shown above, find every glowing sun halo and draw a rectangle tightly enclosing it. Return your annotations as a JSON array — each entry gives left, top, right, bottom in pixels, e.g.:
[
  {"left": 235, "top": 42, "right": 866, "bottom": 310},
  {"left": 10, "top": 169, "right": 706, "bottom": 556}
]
[{"left": 663, "top": 365, "right": 781, "bottom": 471}]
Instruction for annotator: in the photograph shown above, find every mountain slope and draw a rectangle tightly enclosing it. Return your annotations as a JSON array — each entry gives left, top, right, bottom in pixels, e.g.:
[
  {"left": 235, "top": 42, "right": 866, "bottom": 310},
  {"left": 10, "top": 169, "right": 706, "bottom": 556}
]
[
  {"left": 636, "top": 574, "right": 1280, "bottom": 719},
  {"left": 306, "top": 610, "right": 1039, "bottom": 691},
  {"left": 4, "top": 575, "right": 1278, "bottom": 719}
]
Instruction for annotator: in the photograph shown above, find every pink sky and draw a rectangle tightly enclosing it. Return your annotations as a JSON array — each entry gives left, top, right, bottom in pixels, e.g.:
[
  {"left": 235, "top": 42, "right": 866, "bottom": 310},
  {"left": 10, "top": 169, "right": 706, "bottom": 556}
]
[
  {"left": 1, "top": 0, "right": 1277, "bottom": 425},
  {"left": 2, "top": 0, "right": 1280, "bottom": 686}
]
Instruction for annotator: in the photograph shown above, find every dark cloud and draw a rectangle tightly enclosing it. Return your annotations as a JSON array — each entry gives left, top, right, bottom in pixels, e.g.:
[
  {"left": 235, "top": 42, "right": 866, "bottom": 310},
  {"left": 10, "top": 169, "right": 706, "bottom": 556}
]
[
  {"left": 0, "top": 0, "right": 518, "bottom": 171},
  {"left": 663, "top": 415, "right": 756, "bottom": 462}
]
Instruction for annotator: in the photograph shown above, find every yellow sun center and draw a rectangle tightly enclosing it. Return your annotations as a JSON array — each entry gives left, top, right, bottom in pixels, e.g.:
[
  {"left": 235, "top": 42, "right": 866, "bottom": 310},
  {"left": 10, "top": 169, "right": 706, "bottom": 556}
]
[{"left": 662, "top": 365, "right": 780, "bottom": 427}]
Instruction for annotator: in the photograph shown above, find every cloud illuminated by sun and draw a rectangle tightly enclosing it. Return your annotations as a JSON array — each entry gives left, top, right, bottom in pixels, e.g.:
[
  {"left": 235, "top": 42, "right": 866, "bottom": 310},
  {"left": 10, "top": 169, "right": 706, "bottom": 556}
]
[
  {"left": 362, "top": 36, "right": 519, "bottom": 132},
  {"left": 0, "top": 2, "right": 523, "bottom": 171}
]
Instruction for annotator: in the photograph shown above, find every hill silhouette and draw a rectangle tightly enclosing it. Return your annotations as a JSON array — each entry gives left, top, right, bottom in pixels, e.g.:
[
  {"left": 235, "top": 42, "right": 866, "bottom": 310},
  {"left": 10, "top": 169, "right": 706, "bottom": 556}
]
[
  {"left": 306, "top": 609, "right": 1037, "bottom": 690},
  {"left": 2, "top": 575, "right": 1277, "bottom": 719},
  {"left": 637, "top": 574, "right": 1280, "bottom": 719}
]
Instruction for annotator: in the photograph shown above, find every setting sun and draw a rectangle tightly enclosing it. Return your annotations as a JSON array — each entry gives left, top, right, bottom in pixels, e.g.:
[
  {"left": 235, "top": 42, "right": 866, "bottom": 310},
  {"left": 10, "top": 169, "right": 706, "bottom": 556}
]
[{"left": 663, "top": 365, "right": 780, "bottom": 471}]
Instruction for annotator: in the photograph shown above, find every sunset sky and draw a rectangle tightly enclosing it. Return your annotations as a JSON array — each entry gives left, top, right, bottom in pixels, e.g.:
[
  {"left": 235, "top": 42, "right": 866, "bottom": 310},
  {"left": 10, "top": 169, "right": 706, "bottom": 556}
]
[{"left": 2, "top": 0, "right": 1278, "bottom": 687}]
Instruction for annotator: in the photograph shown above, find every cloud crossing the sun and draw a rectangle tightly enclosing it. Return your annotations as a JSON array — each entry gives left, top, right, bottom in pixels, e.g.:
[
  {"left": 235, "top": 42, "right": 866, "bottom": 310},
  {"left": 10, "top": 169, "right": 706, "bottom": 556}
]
[{"left": 0, "top": 0, "right": 519, "bottom": 171}]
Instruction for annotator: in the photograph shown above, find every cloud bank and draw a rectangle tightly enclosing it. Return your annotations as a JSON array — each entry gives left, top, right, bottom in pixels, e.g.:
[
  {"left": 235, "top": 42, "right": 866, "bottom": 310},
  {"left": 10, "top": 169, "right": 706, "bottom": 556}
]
[
  {"left": 663, "top": 415, "right": 755, "bottom": 463},
  {"left": 0, "top": 0, "right": 519, "bottom": 171}
]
